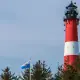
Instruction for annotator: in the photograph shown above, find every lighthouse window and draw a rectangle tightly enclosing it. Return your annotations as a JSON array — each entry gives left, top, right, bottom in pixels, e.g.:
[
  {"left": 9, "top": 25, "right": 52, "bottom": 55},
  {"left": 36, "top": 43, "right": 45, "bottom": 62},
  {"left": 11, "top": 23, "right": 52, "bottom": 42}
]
[
  {"left": 71, "top": 14, "right": 73, "bottom": 16},
  {"left": 68, "top": 21, "right": 70, "bottom": 24},
  {"left": 67, "top": 20, "right": 68, "bottom": 23}
]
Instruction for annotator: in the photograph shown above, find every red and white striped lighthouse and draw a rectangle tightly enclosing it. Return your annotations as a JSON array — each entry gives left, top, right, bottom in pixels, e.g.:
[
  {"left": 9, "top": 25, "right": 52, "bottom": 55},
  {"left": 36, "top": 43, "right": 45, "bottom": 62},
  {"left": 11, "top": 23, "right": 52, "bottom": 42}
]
[{"left": 64, "top": 1, "right": 80, "bottom": 67}]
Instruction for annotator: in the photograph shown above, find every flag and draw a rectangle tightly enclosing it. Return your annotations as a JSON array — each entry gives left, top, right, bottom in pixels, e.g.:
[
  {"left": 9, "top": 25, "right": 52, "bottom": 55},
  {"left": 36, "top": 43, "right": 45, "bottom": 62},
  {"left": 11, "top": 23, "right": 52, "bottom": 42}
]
[{"left": 21, "top": 60, "right": 30, "bottom": 69}]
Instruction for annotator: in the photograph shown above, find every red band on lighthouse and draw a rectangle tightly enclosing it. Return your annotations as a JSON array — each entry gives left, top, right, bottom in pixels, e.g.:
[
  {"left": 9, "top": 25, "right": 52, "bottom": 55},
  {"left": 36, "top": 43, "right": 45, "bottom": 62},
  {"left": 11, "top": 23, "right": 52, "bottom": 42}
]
[{"left": 65, "top": 19, "right": 78, "bottom": 42}]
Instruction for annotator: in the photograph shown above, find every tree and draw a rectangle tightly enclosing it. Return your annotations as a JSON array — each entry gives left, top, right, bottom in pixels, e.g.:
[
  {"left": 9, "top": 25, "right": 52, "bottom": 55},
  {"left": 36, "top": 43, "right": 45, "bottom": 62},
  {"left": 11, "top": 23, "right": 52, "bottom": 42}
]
[
  {"left": 54, "top": 56, "right": 80, "bottom": 80},
  {"left": 0, "top": 67, "right": 16, "bottom": 80},
  {"left": 32, "top": 60, "right": 53, "bottom": 80},
  {"left": 53, "top": 65, "right": 63, "bottom": 80},
  {"left": 20, "top": 69, "right": 30, "bottom": 80}
]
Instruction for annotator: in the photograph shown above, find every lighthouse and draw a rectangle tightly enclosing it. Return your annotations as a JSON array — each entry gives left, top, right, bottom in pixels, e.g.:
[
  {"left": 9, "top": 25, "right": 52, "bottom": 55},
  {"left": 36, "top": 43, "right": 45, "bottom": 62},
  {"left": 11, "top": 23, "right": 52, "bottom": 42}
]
[{"left": 64, "top": 1, "right": 80, "bottom": 67}]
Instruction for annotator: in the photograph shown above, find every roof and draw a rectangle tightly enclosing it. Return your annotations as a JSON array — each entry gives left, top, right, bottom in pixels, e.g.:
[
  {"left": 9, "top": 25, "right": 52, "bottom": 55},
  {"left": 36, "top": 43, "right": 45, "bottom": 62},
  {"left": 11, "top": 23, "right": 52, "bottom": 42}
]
[{"left": 66, "top": 1, "right": 77, "bottom": 9}]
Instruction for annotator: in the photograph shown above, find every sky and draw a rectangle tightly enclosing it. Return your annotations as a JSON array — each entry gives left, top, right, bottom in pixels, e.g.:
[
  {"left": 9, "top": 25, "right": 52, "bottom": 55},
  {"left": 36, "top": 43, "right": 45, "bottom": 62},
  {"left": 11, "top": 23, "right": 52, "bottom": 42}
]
[{"left": 0, "top": 0, "right": 80, "bottom": 75}]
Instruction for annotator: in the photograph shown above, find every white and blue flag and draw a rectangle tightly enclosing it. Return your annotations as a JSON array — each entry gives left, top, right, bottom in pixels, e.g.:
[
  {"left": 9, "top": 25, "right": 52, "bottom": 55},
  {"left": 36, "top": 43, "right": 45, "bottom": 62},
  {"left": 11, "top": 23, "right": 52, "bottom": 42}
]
[{"left": 21, "top": 60, "right": 30, "bottom": 69}]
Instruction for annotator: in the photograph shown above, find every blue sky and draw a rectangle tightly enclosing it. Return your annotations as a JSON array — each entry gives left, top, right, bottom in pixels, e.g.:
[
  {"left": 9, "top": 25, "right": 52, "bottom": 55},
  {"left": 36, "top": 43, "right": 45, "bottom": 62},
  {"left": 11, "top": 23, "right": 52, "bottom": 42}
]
[{"left": 0, "top": 0, "right": 80, "bottom": 75}]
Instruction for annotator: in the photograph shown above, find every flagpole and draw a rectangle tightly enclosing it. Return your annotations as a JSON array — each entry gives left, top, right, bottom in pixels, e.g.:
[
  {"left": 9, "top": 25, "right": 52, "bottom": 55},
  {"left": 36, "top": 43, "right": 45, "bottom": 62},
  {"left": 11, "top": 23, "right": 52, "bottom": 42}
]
[{"left": 29, "top": 59, "right": 31, "bottom": 80}]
